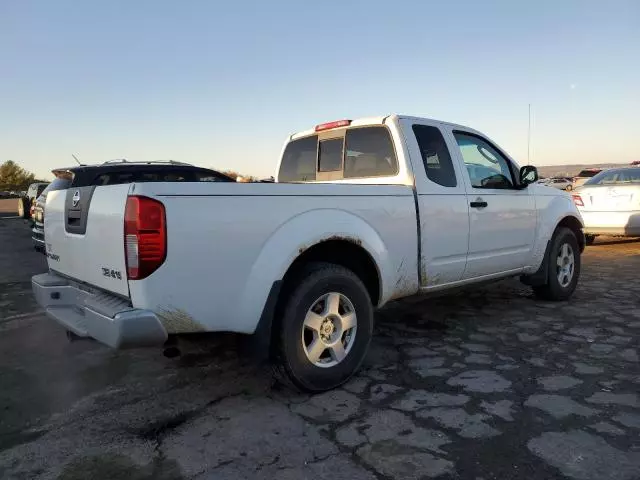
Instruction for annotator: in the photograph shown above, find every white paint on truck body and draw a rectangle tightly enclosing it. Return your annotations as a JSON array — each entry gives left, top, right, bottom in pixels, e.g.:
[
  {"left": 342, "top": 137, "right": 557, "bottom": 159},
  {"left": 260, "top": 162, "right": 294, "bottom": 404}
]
[
  {"left": 127, "top": 182, "right": 418, "bottom": 334},
  {"left": 41, "top": 114, "right": 584, "bottom": 338},
  {"left": 44, "top": 184, "right": 132, "bottom": 297}
]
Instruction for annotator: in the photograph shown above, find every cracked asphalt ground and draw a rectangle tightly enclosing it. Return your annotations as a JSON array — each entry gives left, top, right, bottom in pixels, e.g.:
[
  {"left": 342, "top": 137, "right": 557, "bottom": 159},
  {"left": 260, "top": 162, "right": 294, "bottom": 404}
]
[{"left": 0, "top": 198, "right": 639, "bottom": 480}]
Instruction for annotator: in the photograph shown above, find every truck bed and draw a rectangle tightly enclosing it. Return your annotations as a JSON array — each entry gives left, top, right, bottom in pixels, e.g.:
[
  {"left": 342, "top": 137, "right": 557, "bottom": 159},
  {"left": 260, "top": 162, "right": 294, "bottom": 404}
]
[{"left": 43, "top": 181, "right": 419, "bottom": 335}]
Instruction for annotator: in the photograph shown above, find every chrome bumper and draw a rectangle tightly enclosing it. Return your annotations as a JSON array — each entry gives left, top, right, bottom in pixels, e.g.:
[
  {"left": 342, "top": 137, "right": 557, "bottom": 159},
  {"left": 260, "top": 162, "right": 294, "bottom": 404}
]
[
  {"left": 32, "top": 272, "right": 168, "bottom": 348},
  {"left": 32, "top": 225, "right": 45, "bottom": 250}
]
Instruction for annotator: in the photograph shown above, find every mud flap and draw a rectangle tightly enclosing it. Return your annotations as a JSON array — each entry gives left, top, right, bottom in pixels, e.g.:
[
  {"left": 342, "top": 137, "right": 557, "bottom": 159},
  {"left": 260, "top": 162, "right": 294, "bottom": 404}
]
[
  {"left": 241, "top": 280, "right": 282, "bottom": 363},
  {"left": 520, "top": 240, "right": 551, "bottom": 287}
]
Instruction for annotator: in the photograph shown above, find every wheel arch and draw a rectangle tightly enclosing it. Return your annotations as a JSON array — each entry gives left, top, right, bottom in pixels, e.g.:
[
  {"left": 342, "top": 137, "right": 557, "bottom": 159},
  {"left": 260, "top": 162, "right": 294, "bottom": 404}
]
[
  {"left": 526, "top": 193, "right": 585, "bottom": 274},
  {"left": 238, "top": 209, "right": 393, "bottom": 337},
  {"left": 556, "top": 215, "right": 585, "bottom": 253},
  {"left": 281, "top": 238, "right": 382, "bottom": 306},
  {"left": 521, "top": 213, "right": 584, "bottom": 288}
]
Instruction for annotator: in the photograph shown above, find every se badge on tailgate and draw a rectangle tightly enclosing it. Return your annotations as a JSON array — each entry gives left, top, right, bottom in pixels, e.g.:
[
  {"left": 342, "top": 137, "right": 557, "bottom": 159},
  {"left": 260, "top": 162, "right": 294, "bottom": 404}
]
[{"left": 101, "top": 267, "right": 122, "bottom": 280}]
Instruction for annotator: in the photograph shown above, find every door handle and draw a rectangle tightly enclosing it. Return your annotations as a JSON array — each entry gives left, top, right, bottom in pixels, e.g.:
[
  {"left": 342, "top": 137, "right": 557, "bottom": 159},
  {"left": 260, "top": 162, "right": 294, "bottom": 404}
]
[{"left": 470, "top": 199, "right": 488, "bottom": 208}]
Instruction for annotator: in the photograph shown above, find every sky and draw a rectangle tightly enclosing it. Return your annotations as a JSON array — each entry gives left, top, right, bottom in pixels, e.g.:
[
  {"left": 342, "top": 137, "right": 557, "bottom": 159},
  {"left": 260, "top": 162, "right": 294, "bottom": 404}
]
[{"left": 1, "top": 0, "right": 639, "bottom": 180}]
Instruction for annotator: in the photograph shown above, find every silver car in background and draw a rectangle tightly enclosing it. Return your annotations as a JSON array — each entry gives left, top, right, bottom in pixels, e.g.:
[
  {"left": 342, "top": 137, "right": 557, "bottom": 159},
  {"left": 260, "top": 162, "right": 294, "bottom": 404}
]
[
  {"left": 543, "top": 177, "right": 574, "bottom": 191},
  {"left": 572, "top": 167, "right": 640, "bottom": 244}
]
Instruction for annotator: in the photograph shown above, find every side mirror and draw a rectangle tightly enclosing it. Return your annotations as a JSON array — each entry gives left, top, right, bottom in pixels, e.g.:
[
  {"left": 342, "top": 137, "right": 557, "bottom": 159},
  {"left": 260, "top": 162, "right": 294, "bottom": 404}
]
[{"left": 519, "top": 165, "right": 538, "bottom": 187}]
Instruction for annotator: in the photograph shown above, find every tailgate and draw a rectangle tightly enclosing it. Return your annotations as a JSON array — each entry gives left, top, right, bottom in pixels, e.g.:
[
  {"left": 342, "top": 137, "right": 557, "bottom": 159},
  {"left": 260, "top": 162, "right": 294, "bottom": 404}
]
[{"left": 44, "top": 184, "right": 132, "bottom": 297}]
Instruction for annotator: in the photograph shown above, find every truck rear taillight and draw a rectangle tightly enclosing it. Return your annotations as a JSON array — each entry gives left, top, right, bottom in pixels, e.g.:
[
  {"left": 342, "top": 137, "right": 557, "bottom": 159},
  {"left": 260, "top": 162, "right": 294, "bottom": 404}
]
[
  {"left": 124, "top": 196, "right": 166, "bottom": 280},
  {"left": 572, "top": 194, "right": 584, "bottom": 207},
  {"left": 315, "top": 119, "right": 351, "bottom": 132}
]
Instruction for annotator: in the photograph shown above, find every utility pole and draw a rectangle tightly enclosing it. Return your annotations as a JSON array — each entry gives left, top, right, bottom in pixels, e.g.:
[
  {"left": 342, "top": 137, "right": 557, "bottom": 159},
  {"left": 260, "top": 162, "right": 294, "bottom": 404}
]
[{"left": 527, "top": 104, "right": 531, "bottom": 164}]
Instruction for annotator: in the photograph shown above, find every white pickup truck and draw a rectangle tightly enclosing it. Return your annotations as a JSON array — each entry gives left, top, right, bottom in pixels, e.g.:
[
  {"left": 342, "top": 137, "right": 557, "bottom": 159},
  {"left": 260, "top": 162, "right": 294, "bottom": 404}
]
[{"left": 33, "top": 114, "right": 585, "bottom": 392}]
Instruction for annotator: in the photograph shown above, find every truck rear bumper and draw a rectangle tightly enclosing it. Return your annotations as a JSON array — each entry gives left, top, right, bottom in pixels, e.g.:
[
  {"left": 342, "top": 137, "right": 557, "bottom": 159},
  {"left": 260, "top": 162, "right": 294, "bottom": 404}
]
[{"left": 32, "top": 272, "right": 168, "bottom": 348}]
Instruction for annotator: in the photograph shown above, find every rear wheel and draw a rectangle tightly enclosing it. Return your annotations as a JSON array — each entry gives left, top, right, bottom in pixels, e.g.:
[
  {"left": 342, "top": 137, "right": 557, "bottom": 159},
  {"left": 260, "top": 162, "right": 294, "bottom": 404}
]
[
  {"left": 533, "top": 227, "right": 580, "bottom": 301},
  {"left": 585, "top": 234, "right": 596, "bottom": 246},
  {"left": 274, "top": 263, "right": 373, "bottom": 392}
]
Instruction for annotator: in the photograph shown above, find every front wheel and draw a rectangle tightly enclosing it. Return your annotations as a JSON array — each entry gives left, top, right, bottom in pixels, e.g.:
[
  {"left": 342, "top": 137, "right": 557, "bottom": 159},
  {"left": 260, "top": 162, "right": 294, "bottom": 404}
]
[
  {"left": 274, "top": 263, "right": 373, "bottom": 392},
  {"left": 533, "top": 227, "right": 581, "bottom": 301}
]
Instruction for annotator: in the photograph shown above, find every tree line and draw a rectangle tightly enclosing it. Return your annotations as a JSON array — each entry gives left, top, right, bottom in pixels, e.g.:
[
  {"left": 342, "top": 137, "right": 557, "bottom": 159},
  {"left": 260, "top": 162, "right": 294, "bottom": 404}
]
[
  {"left": 222, "top": 170, "right": 259, "bottom": 182},
  {"left": 0, "top": 161, "right": 42, "bottom": 191}
]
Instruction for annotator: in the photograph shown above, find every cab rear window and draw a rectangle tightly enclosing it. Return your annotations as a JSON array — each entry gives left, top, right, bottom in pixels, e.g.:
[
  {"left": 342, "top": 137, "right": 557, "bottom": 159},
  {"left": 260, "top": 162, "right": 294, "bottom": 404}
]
[
  {"left": 278, "top": 127, "right": 398, "bottom": 182},
  {"left": 279, "top": 135, "right": 318, "bottom": 182},
  {"left": 344, "top": 127, "right": 397, "bottom": 178}
]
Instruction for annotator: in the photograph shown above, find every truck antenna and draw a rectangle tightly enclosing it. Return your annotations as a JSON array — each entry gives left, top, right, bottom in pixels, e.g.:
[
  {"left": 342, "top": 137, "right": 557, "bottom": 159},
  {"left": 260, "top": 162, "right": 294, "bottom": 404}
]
[
  {"left": 527, "top": 104, "right": 531, "bottom": 164},
  {"left": 72, "top": 154, "right": 82, "bottom": 166}
]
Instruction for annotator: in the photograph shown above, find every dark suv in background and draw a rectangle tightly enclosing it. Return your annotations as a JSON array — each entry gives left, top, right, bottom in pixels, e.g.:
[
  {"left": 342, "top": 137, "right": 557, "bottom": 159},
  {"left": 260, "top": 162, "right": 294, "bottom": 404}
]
[{"left": 32, "top": 160, "right": 232, "bottom": 252}]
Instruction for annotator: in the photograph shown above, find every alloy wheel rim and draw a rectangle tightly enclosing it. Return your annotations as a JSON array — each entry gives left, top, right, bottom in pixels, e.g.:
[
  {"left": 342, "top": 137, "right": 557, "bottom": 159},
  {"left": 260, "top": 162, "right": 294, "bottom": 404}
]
[
  {"left": 302, "top": 292, "right": 357, "bottom": 368},
  {"left": 556, "top": 243, "right": 575, "bottom": 288}
]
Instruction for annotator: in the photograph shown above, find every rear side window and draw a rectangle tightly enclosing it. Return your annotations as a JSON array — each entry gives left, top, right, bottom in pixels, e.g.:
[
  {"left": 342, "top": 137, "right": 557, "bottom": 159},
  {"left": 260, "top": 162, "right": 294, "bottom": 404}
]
[
  {"left": 279, "top": 135, "right": 318, "bottom": 182},
  {"left": 93, "top": 169, "right": 229, "bottom": 185},
  {"left": 196, "top": 172, "right": 232, "bottom": 182},
  {"left": 344, "top": 127, "right": 397, "bottom": 178},
  {"left": 412, "top": 125, "right": 457, "bottom": 187},
  {"left": 96, "top": 172, "right": 136, "bottom": 185},
  {"left": 133, "top": 171, "right": 188, "bottom": 182}
]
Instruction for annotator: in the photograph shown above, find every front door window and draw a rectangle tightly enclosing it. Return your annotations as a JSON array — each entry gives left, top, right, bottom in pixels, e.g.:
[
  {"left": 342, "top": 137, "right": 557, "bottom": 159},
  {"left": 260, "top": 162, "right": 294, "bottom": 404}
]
[{"left": 453, "top": 132, "right": 515, "bottom": 189}]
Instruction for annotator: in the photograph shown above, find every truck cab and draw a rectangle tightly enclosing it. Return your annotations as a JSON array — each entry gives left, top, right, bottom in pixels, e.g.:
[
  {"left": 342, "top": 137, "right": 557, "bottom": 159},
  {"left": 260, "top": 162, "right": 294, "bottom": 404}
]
[{"left": 277, "top": 115, "right": 584, "bottom": 287}]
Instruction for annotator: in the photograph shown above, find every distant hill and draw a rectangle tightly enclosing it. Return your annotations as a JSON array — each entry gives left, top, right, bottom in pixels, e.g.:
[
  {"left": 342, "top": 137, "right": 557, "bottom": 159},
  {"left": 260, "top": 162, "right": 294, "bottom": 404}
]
[{"left": 535, "top": 163, "right": 628, "bottom": 179}]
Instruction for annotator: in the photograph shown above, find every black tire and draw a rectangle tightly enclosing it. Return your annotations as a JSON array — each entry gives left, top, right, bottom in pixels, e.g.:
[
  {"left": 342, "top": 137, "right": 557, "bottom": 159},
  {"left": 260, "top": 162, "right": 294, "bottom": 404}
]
[
  {"left": 565, "top": 184, "right": 573, "bottom": 191},
  {"left": 533, "top": 227, "right": 580, "bottom": 301},
  {"left": 274, "top": 263, "right": 373, "bottom": 393},
  {"left": 585, "top": 234, "right": 596, "bottom": 246},
  {"left": 18, "top": 197, "right": 30, "bottom": 218}
]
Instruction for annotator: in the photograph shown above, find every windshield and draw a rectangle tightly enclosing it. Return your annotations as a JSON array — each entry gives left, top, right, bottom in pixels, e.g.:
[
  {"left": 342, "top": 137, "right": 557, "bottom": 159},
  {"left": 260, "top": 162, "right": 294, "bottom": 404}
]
[{"left": 584, "top": 168, "right": 640, "bottom": 186}]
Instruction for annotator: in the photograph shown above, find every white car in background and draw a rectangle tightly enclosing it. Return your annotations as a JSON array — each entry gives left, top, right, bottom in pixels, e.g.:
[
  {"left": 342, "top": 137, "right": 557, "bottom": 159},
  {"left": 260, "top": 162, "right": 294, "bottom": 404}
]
[
  {"left": 572, "top": 168, "right": 603, "bottom": 189},
  {"left": 573, "top": 167, "right": 640, "bottom": 244}
]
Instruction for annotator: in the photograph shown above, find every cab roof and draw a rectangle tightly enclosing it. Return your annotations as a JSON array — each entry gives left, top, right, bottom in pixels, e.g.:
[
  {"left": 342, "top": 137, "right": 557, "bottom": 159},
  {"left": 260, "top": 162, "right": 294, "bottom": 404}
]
[{"left": 289, "top": 114, "right": 481, "bottom": 140}]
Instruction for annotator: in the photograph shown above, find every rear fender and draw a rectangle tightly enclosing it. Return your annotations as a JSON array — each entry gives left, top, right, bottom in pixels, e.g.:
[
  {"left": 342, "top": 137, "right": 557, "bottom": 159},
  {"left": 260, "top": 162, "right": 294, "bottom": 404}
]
[{"left": 238, "top": 209, "right": 397, "bottom": 333}]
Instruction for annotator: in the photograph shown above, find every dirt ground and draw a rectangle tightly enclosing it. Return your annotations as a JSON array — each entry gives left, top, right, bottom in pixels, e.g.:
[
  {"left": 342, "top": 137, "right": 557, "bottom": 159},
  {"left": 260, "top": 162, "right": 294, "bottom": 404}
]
[{"left": 0, "top": 198, "right": 639, "bottom": 480}]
